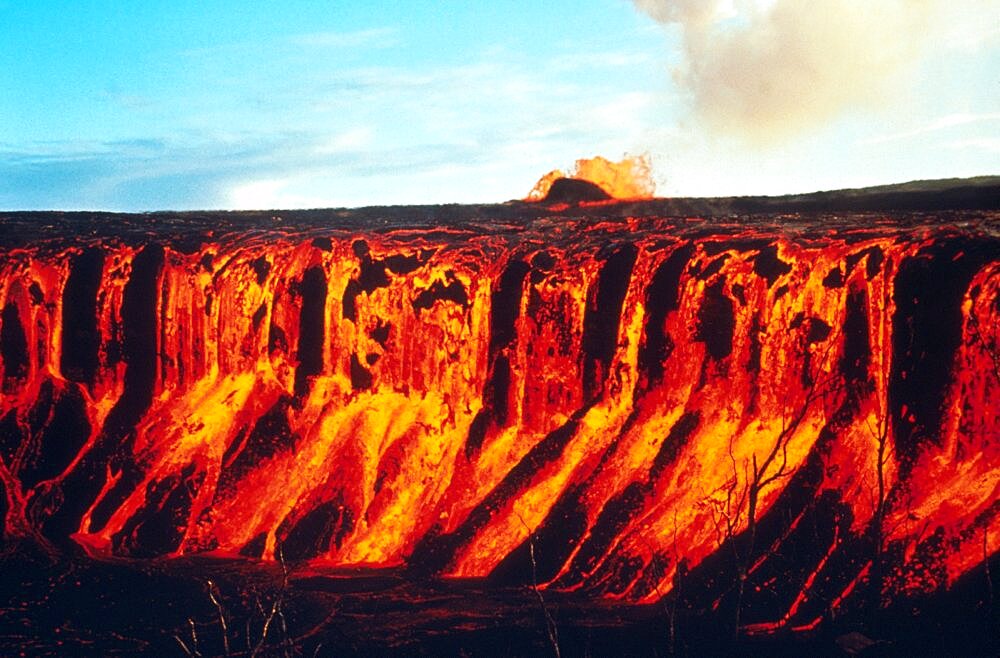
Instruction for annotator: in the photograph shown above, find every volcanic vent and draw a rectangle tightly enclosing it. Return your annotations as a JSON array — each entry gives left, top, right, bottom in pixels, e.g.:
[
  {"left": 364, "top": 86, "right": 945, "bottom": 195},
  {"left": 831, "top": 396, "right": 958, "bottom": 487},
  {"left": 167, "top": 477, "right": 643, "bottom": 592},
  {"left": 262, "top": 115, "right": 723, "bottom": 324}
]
[{"left": 527, "top": 154, "right": 656, "bottom": 202}]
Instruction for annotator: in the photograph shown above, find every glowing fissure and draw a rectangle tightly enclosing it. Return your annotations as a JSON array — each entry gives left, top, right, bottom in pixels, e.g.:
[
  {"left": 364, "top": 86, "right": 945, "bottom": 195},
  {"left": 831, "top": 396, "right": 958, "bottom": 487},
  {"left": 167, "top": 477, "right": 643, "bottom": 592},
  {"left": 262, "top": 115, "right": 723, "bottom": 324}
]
[{"left": 0, "top": 215, "right": 997, "bottom": 631}]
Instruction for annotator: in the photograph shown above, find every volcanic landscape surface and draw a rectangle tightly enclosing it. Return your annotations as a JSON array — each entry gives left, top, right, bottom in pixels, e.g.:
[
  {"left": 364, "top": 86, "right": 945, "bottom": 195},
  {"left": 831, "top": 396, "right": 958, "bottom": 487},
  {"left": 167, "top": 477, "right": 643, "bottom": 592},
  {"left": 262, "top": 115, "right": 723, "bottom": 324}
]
[{"left": 0, "top": 188, "right": 997, "bottom": 655}]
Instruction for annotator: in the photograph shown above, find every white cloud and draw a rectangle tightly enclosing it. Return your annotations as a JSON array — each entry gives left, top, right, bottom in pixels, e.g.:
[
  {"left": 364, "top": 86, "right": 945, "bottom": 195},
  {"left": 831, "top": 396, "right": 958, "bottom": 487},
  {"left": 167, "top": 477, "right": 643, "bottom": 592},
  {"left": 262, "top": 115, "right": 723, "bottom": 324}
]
[
  {"left": 313, "top": 127, "right": 375, "bottom": 154},
  {"left": 865, "top": 112, "right": 1000, "bottom": 145},
  {"left": 289, "top": 27, "right": 399, "bottom": 49},
  {"left": 633, "top": 0, "right": 999, "bottom": 142},
  {"left": 945, "top": 137, "right": 1000, "bottom": 153},
  {"left": 227, "top": 179, "right": 287, "bottom": 210}
]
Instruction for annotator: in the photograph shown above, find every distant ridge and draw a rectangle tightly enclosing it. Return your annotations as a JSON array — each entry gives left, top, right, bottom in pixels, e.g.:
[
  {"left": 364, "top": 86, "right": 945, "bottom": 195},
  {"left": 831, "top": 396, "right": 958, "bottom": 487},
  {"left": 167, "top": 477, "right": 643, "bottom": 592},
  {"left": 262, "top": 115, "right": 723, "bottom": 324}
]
[
  {"left": 597, "top": 175, "right": 1000, "bottom": 217},
  {"left": 813, "top": 175, "right": 1000, "bottom": 195},
  {"left": 0, "top": 176, "right": 997, "bottom": 245},
  {"left": 730, "top": 175, "right": 1000, "bottom": 209},
  {"left": 520, "top": 175, "right": 1000, "bottom": 214}
]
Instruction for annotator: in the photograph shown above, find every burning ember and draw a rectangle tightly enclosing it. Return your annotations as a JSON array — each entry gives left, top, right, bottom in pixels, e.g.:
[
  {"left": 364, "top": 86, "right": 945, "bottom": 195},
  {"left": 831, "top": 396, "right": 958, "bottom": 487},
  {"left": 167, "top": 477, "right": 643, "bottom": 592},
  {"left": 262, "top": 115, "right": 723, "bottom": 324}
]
[{"left": 526, "top": 154, "right": 656, "bottom": 201}]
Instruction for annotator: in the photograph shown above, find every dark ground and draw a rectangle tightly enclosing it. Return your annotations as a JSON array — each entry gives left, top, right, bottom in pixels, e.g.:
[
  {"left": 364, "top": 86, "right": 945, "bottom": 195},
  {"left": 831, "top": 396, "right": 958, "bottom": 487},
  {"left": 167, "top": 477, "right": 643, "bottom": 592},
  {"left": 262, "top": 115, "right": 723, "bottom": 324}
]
[{"left": 0, "top": 542, "right": 995, "bottom": 657}]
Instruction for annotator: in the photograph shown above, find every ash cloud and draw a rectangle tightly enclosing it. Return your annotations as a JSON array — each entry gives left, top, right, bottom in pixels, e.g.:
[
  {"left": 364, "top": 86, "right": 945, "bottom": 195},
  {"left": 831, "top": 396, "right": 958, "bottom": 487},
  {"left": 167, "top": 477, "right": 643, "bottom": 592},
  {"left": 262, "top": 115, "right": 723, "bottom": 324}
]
[{"left": 634, "top": 0, "right": 961, "bottom": 142}]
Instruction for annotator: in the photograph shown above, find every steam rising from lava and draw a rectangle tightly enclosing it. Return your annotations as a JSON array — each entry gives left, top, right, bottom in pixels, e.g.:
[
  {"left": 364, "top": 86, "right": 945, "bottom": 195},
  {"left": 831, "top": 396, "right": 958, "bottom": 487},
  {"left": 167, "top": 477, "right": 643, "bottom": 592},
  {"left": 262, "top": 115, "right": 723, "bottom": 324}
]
[{"left": 633, "top": 0, "right": 959, "bottom": 141}]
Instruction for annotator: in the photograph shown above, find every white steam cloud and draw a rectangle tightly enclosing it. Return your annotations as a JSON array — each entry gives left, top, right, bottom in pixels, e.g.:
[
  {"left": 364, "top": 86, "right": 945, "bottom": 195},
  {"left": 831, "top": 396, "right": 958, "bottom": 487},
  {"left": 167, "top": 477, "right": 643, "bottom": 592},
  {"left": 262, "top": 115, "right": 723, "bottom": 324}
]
[{"left": 634, "top": 0, "right": 990, "bottom": 141}]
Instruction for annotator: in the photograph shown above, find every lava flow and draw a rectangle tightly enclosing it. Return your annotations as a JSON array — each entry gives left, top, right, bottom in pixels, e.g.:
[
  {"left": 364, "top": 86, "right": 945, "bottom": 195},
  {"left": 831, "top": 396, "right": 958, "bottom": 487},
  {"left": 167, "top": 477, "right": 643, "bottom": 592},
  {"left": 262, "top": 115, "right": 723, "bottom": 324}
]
[{"left": 0, "top": 202, "right": 997, "bottom": 636}]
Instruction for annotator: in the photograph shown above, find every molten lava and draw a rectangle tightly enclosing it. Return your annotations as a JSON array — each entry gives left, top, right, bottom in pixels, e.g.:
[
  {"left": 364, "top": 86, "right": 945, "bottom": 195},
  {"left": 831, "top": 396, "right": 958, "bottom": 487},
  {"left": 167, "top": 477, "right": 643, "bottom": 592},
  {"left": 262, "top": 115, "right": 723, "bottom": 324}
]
[
  {"left": 527, "top": 155, "right": 656, "bottom": 201},
  {"left": 0, "top": 207, "right": 996, "bottom": 635}
]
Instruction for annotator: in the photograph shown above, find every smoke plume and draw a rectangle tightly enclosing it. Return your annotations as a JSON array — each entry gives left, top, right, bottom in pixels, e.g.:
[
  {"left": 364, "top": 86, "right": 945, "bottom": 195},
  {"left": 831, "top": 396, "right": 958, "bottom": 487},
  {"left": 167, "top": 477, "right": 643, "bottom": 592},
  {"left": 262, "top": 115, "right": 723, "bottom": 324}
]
[{"left": 634, "top": 0, "right": 950, "bottom": 141}]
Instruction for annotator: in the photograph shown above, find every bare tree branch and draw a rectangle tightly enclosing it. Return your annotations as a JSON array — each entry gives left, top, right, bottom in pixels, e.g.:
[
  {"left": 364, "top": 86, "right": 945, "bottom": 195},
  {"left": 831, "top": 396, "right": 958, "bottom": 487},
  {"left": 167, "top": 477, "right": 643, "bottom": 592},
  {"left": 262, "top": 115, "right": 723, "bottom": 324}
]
[
  {"left": 206, "top": 579, "right": 230, "bottom": 656},
  {"left": 515, "top": 512, "right": 561, "bottom": 658}
]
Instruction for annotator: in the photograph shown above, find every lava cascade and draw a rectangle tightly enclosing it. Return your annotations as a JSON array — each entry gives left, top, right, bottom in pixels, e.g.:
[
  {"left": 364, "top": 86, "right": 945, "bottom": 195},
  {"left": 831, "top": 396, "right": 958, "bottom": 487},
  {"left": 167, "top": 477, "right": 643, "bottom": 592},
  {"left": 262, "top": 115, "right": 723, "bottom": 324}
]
[{"left": 0, "top": 211, "right": 997, "bottom": 633}]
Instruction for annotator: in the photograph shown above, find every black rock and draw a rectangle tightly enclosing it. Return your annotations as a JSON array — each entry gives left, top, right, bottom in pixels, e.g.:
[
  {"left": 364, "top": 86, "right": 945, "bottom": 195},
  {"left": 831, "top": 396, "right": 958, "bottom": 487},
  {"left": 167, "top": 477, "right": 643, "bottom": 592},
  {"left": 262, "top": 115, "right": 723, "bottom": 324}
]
[{"left": 542, "top": 177, "right": 611, "bottom": 203}]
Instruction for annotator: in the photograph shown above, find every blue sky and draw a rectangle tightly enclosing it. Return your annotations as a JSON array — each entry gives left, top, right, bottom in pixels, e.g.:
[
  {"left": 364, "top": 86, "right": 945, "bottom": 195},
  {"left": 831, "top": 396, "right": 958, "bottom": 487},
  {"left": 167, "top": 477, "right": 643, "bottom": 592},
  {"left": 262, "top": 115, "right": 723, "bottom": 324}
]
[{"left": 1, "top": 0, "right": 997, "bottom": 210}]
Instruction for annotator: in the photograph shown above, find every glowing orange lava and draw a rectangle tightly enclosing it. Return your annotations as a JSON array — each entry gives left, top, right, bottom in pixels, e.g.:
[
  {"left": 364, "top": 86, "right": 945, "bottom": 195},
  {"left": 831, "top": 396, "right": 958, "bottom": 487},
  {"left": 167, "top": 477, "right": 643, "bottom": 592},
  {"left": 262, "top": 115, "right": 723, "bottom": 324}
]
[
  {"left": 526, "top": 154, "right": 656, "bottom": 201},
  {"left": 0, "top": 210, "right": 996, "bottom": 635}
]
